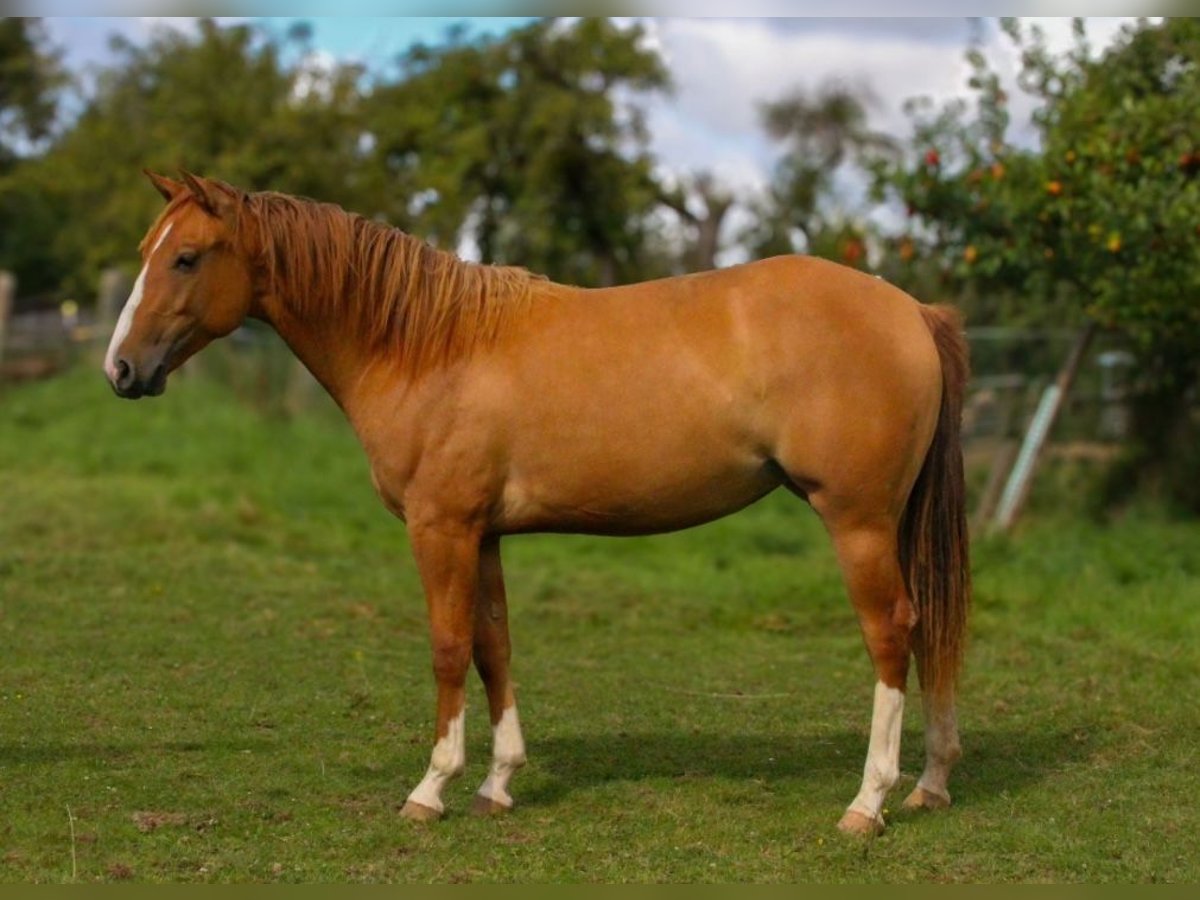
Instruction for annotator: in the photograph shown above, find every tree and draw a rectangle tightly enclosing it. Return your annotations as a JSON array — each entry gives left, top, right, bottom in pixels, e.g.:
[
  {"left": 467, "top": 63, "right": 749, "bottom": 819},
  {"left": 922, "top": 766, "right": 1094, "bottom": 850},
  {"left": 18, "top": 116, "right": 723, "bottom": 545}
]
[
  {"left": 0, "top": 18, "right": 369, "bottom": 296},
  {"left": 0, "top": 18, "right": 65, "bottom": 170},
  {"left": 875, "top": 18, "right": 1200, "bottom": 507},
  {"left": 656, "top": 172, "right": 734, "bottom": 272},
  {"left": 363, "top": 17, "right": 670, "bottom": 286},
  {"left": 0, "top": 18, "right": 68, "bottom": 290},
  {"left": 748, "top": 81, "right": 897, "bottom": 266}
]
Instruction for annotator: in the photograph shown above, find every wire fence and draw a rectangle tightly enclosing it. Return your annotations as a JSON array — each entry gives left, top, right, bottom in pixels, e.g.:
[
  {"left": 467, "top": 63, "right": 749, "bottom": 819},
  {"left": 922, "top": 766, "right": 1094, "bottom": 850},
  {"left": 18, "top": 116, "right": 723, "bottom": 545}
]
[{"left": 963, "top": 326, "right": 1136, "bottom": 447}]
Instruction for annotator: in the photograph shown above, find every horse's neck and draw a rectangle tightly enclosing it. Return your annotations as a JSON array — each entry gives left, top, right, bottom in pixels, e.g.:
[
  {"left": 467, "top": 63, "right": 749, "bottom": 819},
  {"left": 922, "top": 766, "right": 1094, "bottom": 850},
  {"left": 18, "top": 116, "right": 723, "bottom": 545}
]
[{"left": 254, "top": 290, "right": 376, "bottom": 413}]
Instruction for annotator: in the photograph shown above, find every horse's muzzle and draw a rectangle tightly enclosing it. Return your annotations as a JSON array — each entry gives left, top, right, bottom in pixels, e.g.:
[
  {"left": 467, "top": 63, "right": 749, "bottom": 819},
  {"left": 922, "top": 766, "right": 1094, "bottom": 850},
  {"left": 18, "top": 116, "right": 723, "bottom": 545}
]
[{"left": 110, "top": 357, "right": 168, "bottom": 399}]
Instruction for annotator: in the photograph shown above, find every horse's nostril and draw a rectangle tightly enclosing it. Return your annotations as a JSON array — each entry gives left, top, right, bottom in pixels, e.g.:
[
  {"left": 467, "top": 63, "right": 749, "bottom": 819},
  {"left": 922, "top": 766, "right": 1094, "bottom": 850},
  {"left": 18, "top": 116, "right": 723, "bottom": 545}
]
[{"left": 115, "top": 358, "right": 135, "bottom": 390}]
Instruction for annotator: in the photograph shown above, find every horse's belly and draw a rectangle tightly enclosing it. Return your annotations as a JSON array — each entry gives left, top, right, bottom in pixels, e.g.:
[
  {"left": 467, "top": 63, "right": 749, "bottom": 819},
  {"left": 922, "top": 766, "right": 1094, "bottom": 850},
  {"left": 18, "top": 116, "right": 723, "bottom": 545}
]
[{"left": 496, "top": 454, "right": 781, "bottom": 536}]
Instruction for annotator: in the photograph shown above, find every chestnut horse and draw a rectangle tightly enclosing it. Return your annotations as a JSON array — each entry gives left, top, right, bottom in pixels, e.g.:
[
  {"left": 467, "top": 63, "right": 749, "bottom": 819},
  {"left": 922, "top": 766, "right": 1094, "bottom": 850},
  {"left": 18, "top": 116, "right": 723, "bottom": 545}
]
[{"left": 105, "top": 171, "right": 969, "bottom": 835}]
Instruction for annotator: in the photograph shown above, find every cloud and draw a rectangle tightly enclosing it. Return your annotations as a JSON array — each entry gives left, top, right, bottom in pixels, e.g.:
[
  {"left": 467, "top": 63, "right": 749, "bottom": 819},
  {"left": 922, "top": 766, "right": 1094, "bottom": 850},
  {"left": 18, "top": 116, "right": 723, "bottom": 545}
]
[
  {"left": 757, "top": 17, "right": 978, "bottom": 44},
  {"left": 669, "top": 19, "right": 973, "bottom": 136},
  {"left": 630, "top": 16, "right": 1148, "bottom": 257},
  {"left": 638, "top": 16, "right": 978, "bottom": 192},
  {"left": 135, "top": 17, "right": 202, "bottom": 35},
  {"left": 639, "top": 17, "right": 1146, "bottom": 183}
]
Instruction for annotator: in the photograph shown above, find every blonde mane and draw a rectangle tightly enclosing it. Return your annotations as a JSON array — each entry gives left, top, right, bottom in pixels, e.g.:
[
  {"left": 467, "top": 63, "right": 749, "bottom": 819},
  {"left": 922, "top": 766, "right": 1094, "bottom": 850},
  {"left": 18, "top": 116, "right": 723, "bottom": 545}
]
[{"left": 222, "top": 191, "right": 541, "bottom": 377}]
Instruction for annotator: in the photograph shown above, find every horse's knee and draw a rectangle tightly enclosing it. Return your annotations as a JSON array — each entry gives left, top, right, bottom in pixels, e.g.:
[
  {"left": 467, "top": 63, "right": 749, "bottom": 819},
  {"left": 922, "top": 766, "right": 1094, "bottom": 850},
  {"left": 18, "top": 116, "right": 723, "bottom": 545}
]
[{"left": 432, "top": 639, "right": 472, "bottom": 685}]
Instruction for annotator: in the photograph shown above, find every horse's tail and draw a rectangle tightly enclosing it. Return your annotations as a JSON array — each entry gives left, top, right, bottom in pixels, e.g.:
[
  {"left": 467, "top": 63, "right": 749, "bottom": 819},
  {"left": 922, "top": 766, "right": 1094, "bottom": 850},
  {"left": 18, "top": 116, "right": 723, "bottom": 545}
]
[{"left": 900, "top": 304, "right": 971, "bottom": 701}]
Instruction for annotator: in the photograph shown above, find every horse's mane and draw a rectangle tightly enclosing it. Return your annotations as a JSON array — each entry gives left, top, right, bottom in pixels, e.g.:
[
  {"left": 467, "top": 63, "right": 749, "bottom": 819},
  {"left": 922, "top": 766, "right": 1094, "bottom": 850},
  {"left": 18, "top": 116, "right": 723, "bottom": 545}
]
[{"left": 223, "top": 191, "right": 542, "bottom": 377}]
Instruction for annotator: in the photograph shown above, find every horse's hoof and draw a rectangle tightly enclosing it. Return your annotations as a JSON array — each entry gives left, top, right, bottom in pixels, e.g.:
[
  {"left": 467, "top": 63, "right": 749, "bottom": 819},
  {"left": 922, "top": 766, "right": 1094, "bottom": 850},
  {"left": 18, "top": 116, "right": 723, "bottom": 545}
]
[
  {"left": 902, "top": 786, "right": 951, "bottom": 811},
  {"left": 400, "top": 800, "right": 442, "bottom": 822},
  {"left": 837, "top": 809, "right": 884, "bottom": 837},
  {"left": 471, "top": 794, "right": 513, "bottom": 817}
]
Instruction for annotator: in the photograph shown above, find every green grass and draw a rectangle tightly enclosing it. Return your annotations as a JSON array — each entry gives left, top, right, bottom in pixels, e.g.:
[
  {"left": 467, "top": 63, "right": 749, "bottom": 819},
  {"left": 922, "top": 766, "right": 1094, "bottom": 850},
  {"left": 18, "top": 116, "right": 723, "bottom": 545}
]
[{"left": 1, "top": 366, "right": 1199, "bottom": 883}]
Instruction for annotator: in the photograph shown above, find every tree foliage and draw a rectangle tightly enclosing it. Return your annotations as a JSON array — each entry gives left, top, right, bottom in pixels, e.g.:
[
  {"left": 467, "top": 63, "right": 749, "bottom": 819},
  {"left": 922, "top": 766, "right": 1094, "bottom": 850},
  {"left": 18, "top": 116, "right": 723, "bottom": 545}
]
[
  {"left": 0, "top": 18, "right": 65, "bottom": 169},
  {"left": 364, "top": 17, "right": 670, "bottom": 286},
  {"left": 0, "top": 18, "right": 68, "bottom": 290},
  {"left": 0, "top": 19, "right": 369, "bottom": 296},
  {"left": 871, "top": 17, "right": 1200, "bottom": 509},
  {"left": 0, "top": 17, "right": 673, "bottom": 296},
  {"left": 748, "top": 81, "right": 896, "bottom": 267},
  {"left": 875, "top": 18, "right": 1200, "bottom": 382}
]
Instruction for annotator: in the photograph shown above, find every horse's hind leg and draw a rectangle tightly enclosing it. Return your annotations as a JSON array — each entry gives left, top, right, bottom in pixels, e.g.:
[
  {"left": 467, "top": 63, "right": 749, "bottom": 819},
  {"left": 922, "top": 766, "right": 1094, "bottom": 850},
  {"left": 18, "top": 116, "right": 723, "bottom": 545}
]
[
  {"left": 471, "top": 536, "right": 527, "bottom": 815},
  {"left": 903, "top": 645, "right": 961, "bottom": 810},
  {"left": 825, "top": 516, "right": 916, "bottom": 836}
]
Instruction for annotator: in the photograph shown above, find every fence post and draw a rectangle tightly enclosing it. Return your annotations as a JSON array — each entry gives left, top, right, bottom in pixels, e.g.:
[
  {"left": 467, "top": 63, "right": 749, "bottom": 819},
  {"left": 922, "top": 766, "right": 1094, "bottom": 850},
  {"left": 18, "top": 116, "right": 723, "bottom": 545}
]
[
  {"left": 971, "top": 439, "right": 1020, "bottom": 536},
  {"left": 990, "top": 322, "right": 1097, "bottom": 533},
  {"left": 0, "top": 270, "right": 15, "bottom": 372},
  {"left": 97, "top": 268, "right": 128, "bottom": 333}
]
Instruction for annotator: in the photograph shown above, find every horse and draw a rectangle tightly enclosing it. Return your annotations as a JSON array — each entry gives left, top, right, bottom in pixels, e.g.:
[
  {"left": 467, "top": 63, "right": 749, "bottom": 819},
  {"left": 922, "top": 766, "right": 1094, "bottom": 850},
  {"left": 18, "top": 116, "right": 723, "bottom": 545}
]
[{"left": 104, "top": 171, "right": 970, "bottom": 836}]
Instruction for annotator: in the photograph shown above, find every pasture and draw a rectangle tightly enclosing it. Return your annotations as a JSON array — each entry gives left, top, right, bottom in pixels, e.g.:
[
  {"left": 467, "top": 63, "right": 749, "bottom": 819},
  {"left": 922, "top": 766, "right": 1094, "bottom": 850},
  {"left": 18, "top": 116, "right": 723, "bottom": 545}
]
[{"left": 1, "top": 366, "right": 1198, "bottom": 883}]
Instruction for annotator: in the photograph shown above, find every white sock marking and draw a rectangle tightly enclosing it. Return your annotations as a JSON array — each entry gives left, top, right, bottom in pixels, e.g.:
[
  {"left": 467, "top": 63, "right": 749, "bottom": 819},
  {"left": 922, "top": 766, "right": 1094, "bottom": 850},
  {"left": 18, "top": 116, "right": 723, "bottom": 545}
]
[
  {"left": 847, "top": 681, "right": 905, "bottom": 822},
  {"left": 476, "top": 705, "right": 526, "bottom": 808},
  {"left": 406, "top": 709, "right": 466, "bottom": 814},
  {"left": 915, "top": 692, "right": 959, "bottom": 800},
  {"left": 104, "top": 223, "right": 173, "bottom": 381}
]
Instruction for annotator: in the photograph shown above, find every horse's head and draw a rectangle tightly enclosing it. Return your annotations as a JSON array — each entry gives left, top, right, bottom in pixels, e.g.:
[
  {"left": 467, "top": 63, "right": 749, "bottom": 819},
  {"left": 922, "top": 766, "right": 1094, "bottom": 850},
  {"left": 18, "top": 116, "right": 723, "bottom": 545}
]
[{"left": 104, "top": 171, "right": 255, "bottom": 399}]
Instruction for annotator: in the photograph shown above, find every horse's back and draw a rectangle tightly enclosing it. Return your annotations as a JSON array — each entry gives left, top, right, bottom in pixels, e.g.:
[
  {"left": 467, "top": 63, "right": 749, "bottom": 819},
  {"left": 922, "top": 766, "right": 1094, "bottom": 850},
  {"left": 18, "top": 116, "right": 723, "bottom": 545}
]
[
  {"left": 576, "top": 254, "right": 936, "bottom": 371},
  {"left": 559, "top": 254, "right": 943, "bottom": 454}
]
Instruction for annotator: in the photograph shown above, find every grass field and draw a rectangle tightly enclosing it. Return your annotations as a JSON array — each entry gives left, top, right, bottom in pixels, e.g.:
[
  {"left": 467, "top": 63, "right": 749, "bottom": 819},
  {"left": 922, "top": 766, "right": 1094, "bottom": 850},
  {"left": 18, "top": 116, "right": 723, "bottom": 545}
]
[{"left": 1, "top": 366, "right": 1198, "bottom": 883}]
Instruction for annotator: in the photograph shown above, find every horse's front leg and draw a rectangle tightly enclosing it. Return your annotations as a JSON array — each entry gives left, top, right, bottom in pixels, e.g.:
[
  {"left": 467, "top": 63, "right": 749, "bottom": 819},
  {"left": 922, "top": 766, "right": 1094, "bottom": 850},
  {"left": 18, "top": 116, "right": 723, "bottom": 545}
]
[
  {"left": 471, "top": 536, "right": 527, "bottom": 815},
  {"left": 401, "top": 520, "right": 482, "bottom": 821}
]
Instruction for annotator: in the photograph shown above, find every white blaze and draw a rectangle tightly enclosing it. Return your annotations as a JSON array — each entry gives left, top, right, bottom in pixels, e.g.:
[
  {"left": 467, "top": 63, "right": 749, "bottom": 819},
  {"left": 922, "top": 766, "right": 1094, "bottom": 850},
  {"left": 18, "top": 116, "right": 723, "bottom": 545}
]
[
  {"left": 846, "top": 681, "right": 905, "bottom": 824},
  {"left": 406, "top": 709, "right": 466, "bottom": 814},
  {"left": 104, "top": 223, "right": 173, "bottom": 381}
]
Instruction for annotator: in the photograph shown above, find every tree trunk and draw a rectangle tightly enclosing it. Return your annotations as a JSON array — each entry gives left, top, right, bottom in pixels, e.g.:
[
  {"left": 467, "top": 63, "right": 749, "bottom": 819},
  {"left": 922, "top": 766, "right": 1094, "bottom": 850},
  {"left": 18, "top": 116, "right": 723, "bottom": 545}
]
[
  {"left": 596, "top": 253, "right": 617, "bottom": 288},
  {"left": 691, "top": 196, "right": 732, "bottom": 272},
  {"left": 657, "top": 172, "right": 733, "bottom": 273},
  {"left": 0, "top": 271, "right": 14, "bottom": 373}
]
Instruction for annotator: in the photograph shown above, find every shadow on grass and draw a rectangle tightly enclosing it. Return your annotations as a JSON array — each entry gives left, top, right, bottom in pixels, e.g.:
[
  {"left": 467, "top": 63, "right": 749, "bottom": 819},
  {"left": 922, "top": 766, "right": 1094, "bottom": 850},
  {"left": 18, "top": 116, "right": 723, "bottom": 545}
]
[
  {"left": 522, "top": 725, "right": 1097, "bottom": 809},
  {"left": 0, "top": 725, "right": 1098, "bottom": 817}
]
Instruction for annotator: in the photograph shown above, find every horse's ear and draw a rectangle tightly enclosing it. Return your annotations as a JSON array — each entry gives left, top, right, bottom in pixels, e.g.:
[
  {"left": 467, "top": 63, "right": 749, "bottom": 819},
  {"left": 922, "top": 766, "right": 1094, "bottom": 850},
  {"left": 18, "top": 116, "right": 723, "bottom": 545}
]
[
  {"left": 179, "top": 170, "right": 242, "bottom": 219},
  {"left": 144, "top": 169, "right": 183, "bottom": 203}
]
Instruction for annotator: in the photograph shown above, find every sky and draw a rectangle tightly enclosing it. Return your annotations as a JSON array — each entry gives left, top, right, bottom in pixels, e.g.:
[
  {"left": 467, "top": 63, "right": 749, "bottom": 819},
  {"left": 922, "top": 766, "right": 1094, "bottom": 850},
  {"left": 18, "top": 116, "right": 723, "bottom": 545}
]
[{"left": 39, "top": 16, "right": 1147, "bottom": 254}]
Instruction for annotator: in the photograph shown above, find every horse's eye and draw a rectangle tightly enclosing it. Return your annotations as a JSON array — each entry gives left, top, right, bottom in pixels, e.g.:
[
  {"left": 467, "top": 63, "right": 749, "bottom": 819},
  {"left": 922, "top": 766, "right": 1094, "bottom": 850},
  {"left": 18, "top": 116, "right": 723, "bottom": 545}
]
[{"left": 174, "top": 251, "right": 199, "bottom": 271}]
